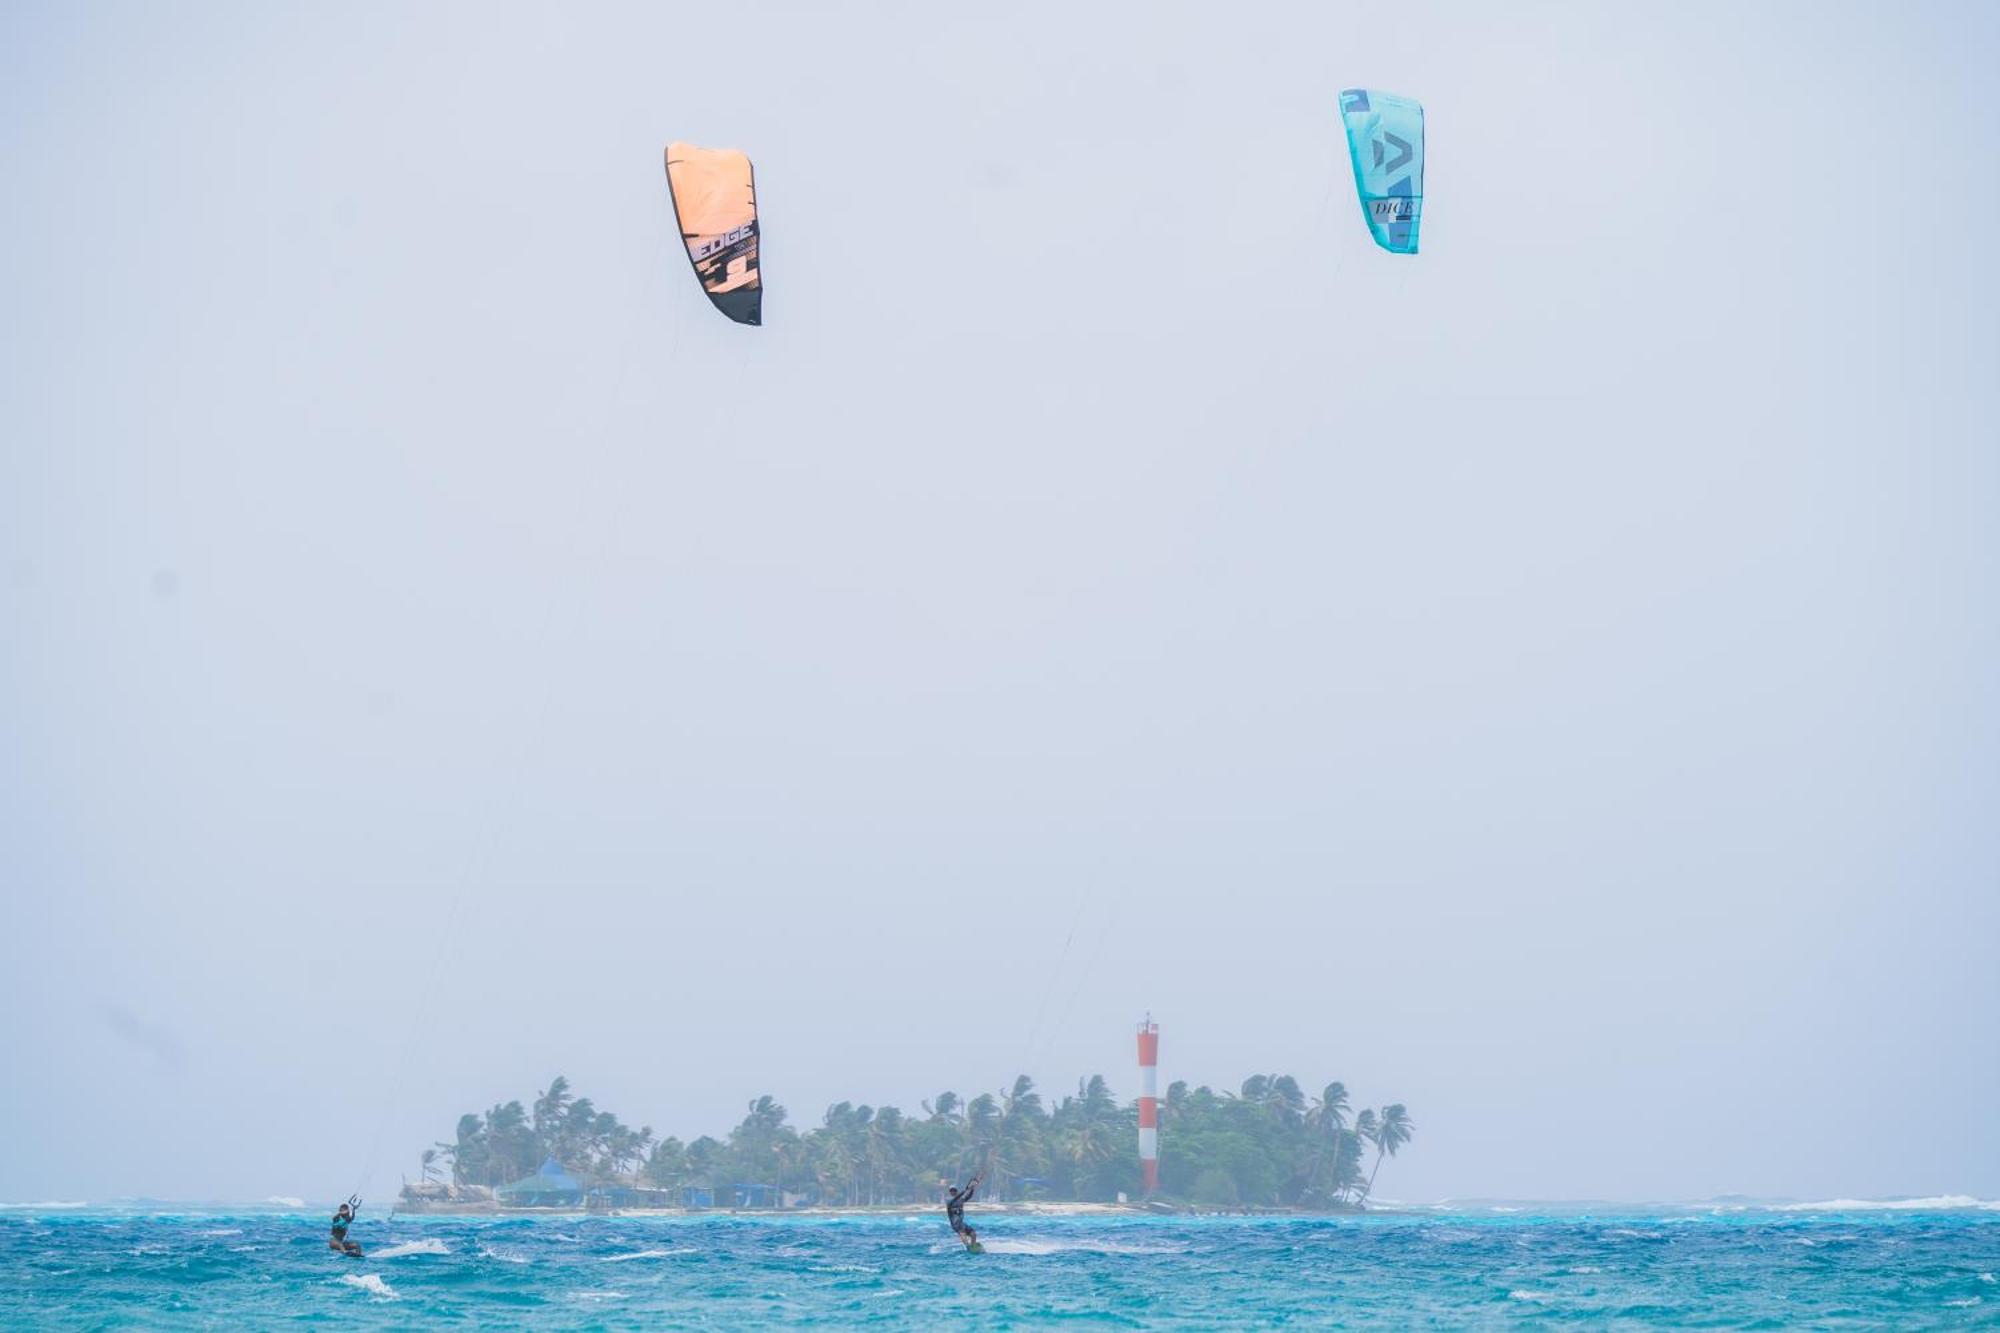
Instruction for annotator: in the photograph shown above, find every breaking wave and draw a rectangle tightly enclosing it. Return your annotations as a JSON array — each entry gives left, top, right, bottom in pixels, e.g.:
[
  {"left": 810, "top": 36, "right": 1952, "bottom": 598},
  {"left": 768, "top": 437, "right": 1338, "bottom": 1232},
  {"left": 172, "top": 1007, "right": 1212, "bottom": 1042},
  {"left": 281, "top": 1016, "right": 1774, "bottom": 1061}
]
[
  {"left": 338, "top": 1273, "right": 397, "bottom": 1300},
  {"left": 966, "top": 1235, "right": 1190, "bottom": 1256},
  {"left": 1771, "top": 1196, "right": 1999, "bottom": 1213},
  {"left": 369, "top": 1238, "right": 450, "bottom": 1259}
]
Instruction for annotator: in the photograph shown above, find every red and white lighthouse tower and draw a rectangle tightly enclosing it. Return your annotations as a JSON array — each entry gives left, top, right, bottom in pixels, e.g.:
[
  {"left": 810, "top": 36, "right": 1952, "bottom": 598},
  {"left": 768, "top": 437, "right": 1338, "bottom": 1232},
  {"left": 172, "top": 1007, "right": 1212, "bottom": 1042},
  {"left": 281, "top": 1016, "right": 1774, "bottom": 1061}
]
[{"left": 1137, "top": 1015, "right": 1160, "bottom": 1193}]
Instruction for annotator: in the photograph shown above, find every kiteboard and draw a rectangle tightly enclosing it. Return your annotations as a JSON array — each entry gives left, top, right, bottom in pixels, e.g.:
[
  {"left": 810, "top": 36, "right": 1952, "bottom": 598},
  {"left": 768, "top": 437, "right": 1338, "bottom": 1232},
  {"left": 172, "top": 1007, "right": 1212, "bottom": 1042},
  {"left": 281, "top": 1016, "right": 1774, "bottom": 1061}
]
[{"left": 963, "top": 1240, "right": 984, "bottom": 1255}]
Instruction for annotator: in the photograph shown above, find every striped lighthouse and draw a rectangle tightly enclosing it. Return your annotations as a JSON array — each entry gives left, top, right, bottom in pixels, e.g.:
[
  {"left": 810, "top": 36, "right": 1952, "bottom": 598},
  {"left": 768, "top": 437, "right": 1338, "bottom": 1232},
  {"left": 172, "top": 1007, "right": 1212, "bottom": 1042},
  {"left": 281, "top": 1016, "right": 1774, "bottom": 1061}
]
[{"left": 1137, "top": 1015, "right": 1160, "bottom": 1193}]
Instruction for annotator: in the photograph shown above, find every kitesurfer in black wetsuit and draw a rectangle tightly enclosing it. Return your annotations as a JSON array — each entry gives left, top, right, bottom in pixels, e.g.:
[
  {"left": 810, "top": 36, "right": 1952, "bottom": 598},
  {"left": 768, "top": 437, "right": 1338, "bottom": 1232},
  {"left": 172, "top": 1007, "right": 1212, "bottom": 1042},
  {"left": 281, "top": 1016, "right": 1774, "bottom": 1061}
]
[
  {"left": 944, "top": 1171, "right": 983, "bottom": 1250},
  {"left": 329, "top": 1195, "right": 363, "bottom": 1257}
]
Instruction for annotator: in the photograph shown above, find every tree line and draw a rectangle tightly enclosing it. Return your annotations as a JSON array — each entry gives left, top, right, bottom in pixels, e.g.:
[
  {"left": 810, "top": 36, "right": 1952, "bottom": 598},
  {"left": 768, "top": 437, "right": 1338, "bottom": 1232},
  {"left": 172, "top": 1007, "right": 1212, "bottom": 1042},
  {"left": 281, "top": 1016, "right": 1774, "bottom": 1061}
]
[{"left": 433, "top": 1073, "right": 1414, "bottom": 1209}]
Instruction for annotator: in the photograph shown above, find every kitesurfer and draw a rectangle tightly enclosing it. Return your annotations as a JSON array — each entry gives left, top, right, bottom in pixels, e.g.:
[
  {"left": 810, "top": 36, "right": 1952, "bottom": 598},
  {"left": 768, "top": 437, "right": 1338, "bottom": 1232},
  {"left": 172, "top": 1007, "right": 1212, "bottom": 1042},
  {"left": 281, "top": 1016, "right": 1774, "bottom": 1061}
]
[
  {"left": 944, "top": 1171, "right": 983, "bottom": 1251},
  {"left": 329, "top": 1195, "right": 363, "bottom": 1257}
]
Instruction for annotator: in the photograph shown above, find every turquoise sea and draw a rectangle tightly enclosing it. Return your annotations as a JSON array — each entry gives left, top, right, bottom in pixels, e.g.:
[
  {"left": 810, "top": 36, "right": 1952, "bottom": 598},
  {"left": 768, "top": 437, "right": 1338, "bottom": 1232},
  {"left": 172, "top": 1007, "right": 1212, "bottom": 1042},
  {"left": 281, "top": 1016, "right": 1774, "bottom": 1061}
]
[{"left": 3, "top": 1201, "right": 1997, "bottom": 1327}]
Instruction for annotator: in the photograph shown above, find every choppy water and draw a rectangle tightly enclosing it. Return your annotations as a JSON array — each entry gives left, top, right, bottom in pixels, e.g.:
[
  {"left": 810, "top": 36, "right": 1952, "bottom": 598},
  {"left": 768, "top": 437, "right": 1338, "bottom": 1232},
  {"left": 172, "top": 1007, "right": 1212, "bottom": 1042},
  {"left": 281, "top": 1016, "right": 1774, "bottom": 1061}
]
[{"left": 3, "top": 1201, "right": 1997, "bottom": 1327}]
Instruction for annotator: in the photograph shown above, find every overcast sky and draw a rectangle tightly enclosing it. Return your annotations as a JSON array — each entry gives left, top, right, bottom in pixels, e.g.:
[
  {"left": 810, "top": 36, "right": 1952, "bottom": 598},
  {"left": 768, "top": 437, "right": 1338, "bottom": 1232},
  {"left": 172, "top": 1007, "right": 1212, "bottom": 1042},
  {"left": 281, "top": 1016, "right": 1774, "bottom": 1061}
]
[{"left": 3, "top": 0, "right": 1996, "bottom": 1205}]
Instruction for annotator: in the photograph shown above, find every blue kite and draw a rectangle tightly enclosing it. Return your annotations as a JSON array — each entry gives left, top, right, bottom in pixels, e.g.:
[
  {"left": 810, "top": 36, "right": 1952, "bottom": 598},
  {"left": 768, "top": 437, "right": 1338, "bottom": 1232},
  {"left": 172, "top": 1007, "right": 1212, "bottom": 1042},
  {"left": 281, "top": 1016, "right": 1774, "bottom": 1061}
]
[{"left": 1339, "top": 89, "right": 1425, "bottom": 254}]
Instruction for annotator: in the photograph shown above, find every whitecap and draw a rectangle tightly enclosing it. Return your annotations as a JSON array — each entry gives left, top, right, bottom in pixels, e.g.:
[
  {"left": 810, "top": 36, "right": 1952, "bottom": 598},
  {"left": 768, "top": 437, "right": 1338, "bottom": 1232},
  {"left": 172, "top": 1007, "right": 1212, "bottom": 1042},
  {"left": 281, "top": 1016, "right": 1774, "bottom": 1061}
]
[
  {"left": 566, "top": 1289, "right": 628, "bottom": 1302},
  {"left": 369, "top": 1238, "right": 449, "bottom": 1259},
  {"left": 1945, "top": 1297, "right": 1982, "bottom": 1308},
  {"left": 0, "top": 1201, "right": 86, "bottom": 1210},
  {"left": 339, "top": 1273, "right": 398, "bottom": 1300},
  {"left": 1982, "top": 1272, "right": 1996, "bottom": 1284},
  {"left": 973, "top": 1236, "right": 1188, "bottom": 1257},
  {"left": 599, "top": 1248, "right": 696, "bottom": 1263},
  {"left": 1771, "top": 1195, "right": 1996, "bottom": 1213},
  {"left": 1509, "top": 1290, "right": 1556, "bottom": 1302},
  {"left": 200, "top": 1228, "right": 242, "bottom": 1237},
  {"left": 264, "top": 1196, "right": 306, "bottom": 1209},
  {"left": 809, "top": 1262, "right": 881, "bottom": 1274},
  {"left": 479, "top": 1245, "right": 531, "bottom": 1265}
]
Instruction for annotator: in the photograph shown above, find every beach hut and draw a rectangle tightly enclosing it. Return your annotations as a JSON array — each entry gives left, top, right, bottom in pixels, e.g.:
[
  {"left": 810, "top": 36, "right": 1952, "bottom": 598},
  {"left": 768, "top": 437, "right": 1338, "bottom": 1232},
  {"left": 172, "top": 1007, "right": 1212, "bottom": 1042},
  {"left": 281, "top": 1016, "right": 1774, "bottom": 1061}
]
[
  {"left": 496, "top": 1158, "right": 583, "bottom": 1208},
  {"left": 585, "top": 1184, "right": 678, "bottom": 1211}
]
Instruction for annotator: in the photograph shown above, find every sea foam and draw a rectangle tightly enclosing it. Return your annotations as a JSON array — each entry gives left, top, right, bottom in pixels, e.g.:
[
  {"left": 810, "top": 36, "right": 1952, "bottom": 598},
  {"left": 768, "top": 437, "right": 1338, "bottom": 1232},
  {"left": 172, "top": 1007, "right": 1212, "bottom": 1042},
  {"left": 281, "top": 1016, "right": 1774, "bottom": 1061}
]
[
  {"left": 369, "top": 1239, "right": 450, "bottom": 1259},
  {"left": 339, "top": 1273, "right": 398, "bottom": 1300},
  {"left": 1772, "top": 1196, "right": 1998, "bottom": 1213},
  {"left": 971, "top": 1236, "right": 1189, "bottom": 1256},
  {"left": 599, "top": 1247, "right": 696, "bottom": 1263}
]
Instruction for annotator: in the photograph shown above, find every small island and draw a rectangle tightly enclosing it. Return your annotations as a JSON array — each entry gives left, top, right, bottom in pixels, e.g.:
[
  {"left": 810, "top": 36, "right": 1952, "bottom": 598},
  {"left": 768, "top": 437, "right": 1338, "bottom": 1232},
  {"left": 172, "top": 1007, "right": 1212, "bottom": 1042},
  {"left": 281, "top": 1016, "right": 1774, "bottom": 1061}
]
[{"left": 401, "top": 1073, "right": 1413, "bottom": 1215}]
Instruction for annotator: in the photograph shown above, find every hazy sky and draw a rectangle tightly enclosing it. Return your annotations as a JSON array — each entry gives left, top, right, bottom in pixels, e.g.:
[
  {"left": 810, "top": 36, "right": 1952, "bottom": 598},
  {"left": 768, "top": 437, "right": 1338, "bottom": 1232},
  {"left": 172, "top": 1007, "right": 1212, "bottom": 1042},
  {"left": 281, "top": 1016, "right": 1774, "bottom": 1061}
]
[{"left": 3, "top": 0, "right": 1996, "bottom": 1205}]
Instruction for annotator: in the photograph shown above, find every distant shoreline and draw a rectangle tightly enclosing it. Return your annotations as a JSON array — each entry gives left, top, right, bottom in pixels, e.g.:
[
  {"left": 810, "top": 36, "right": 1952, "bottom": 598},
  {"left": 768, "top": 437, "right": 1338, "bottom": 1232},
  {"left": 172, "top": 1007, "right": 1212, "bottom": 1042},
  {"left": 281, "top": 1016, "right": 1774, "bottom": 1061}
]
[
  {"left": 424, "top": 1073, "right": 1416, "bottom": 1215},
  {"left": 386, "top": 1199, "right": 1378, "bottom": 1219}
]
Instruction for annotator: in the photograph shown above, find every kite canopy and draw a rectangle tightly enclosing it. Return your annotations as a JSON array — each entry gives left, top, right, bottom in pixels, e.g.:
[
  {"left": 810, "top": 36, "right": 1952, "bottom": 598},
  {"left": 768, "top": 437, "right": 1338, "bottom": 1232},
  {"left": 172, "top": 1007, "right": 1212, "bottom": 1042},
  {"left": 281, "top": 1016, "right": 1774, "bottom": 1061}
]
[
  {"left": 664, "top": 141, "right": 762, "bottom": 325},
  {"left": 1338, "top": 90, "right": 1424, "bottom": 254}
]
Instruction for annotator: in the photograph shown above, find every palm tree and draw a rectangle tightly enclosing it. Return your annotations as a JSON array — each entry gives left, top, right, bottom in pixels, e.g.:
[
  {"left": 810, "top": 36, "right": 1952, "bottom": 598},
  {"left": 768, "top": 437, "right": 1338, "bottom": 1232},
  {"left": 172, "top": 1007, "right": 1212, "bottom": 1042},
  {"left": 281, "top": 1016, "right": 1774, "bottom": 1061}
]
[
  {"left": 532, "top": 1077, "right": 572, "bottom": 1153},
  {"left": 441, "top": 1114, "right": 485, "bottom": 1186},
  {"left": 815, "top": 1102, "right": 877, "bottom": 1204},
  {"left": 431, "top": 1072, "right": 1411, "bottom": 1209},
  {"left": 644, "top": 1136, "right": 687, "bottom": 1191},
  {"left": 1301, "top": 1082, "right": 1352, "bottom": 1201},
  {"left": 1076, "top": 1075, "right": 1117, "bottom": 1124},
  {"left": 728, "top": 1096, "right": 788, "bottom": 1189},
  {"left": 1162, "top": 1080, "right": 1188, "bottom": 1129},
  {"left": 991, "top": 1076, "right": 1049, "bottom": 1200},
  {"left": 1053, "top": 1120, "right": 1107, "bottom": 1176},
  {"left": 1333, "top": 1126, "right": 1367, "bottom": 1202},
  {"left": 1269, "top": 1075, "right": 1306, "bottom": 1125},
  {"left": 684, "top": 1135, "right": 724, "bottom": 1195},
  {"left": 1310, "top": 1083, "right": 1350, "bottom": 1138},
  {"left": 745, "top": 1095, "right": 786, "bottom": 1134},
  {"left": 810, "top": 1129, "right": 856, "bottom": 1205},
  {"left": 484, "top": 1100, "right": 535, "bottom": 1183},
  {"left": 1002, "top": 1075, "right": 1043, "bottom": 1119},
  {"left": 1350, "top": 1109, "right": 1379, "bottom": 1205},
  {"left": 964, "top": 1092, "right": 1001, "bottom": 1159},
  {"left": 864, "top": 1106, "right": 909, "bottom": 1204},
  {"left": 1360, "top": 1105, "right": 1413, "bottom": 1203},
  {"left": 628, "top": 1125, "right": 657, "bottom": 1179},
  {"left": 770, "top": 1138, "right": 794, "bottom": 1207}
]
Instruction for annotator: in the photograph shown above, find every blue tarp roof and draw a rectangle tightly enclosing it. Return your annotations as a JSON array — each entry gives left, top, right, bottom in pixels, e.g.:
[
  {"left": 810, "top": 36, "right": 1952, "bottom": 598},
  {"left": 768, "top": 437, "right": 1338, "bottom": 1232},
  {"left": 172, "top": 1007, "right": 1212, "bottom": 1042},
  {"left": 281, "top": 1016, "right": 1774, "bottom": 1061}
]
[{"left": 497, "top": 1158, "right": 581, "bottom": 1196}]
